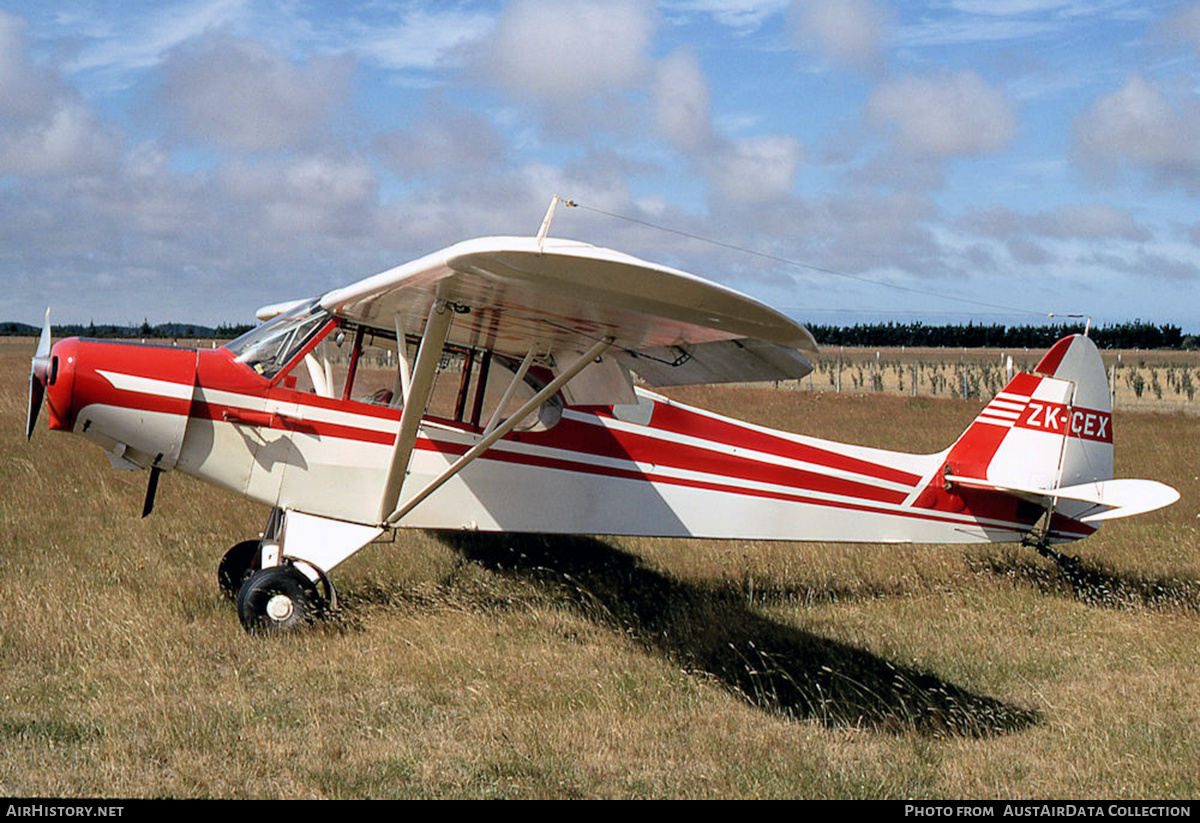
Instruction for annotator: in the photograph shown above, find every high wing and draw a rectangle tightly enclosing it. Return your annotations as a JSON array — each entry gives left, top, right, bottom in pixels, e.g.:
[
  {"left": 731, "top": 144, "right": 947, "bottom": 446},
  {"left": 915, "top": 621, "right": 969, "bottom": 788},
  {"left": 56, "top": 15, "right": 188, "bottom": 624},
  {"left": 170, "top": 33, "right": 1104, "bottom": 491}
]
[{"left": 319, "top": 236, "right": 818, "bottom": 396}]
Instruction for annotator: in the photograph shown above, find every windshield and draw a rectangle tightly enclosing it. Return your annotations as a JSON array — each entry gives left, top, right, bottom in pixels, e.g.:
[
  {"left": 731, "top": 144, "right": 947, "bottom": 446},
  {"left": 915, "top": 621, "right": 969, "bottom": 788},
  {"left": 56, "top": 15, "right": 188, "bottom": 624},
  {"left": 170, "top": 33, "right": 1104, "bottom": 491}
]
[{"left": 225, "top": 300, "right": 332, "bottom": 380}]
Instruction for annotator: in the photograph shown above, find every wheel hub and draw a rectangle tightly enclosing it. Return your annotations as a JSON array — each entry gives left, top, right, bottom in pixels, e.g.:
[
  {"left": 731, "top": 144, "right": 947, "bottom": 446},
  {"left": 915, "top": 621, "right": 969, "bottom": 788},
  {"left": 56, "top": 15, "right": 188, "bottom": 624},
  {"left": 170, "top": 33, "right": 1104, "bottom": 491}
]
[{"left": 265, "top": 594, "right": 295, "bottom": 622}]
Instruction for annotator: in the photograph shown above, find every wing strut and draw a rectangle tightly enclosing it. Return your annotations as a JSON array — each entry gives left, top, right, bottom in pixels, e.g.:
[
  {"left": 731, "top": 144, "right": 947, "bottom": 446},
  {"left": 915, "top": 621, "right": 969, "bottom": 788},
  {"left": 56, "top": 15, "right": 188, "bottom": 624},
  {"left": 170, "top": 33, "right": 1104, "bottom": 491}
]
[
  {"left": 383, "top": 336, "right": 613, "bottom": 527},
  {"left": 377, "top": 300, "right": 455, "bottom": 522},
  {"left": 393, "top": 313, "right": 413, "bottom": 405}
]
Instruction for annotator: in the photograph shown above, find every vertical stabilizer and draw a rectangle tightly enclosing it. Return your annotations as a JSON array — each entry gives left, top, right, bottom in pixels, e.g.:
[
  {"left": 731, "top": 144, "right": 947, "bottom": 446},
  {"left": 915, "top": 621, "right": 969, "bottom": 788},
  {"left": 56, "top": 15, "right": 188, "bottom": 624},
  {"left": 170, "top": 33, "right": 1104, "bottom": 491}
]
[
  {"left": 1028, "top": 334, "right": 1113, "bottom": 489},
  {"left": 942, "top": 334, "right": 1113, "bottom": 495}
]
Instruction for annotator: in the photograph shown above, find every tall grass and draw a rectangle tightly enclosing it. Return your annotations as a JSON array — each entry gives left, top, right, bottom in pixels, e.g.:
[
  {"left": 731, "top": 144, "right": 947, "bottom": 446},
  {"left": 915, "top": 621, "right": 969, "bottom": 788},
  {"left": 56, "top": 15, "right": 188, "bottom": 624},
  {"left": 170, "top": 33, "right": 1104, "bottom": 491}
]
[{"left": 1, "top": 340, "right": 1198, "bottom": 798}]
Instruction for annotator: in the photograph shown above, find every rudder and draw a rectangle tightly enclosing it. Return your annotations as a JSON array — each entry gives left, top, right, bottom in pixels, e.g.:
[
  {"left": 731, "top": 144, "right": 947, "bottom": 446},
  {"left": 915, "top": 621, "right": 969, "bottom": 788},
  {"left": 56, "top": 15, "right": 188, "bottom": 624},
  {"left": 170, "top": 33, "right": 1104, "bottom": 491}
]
[{"left": 942, "top": 334, "right": 1113, "bottom": 494}]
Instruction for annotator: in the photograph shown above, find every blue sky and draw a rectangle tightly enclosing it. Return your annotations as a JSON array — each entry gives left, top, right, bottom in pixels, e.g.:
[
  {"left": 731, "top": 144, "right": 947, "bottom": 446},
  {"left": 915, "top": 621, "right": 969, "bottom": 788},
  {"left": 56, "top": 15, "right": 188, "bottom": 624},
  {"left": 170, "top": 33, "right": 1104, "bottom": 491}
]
[{"left": 3, "top": 0, "right": 1199, "bottom": 332}]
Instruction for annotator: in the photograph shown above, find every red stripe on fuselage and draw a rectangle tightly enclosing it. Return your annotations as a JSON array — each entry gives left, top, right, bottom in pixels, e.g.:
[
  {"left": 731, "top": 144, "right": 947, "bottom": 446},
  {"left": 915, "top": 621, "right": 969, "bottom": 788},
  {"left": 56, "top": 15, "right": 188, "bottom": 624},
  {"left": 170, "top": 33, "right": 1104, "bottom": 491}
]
[
  {"left": 592, "top": 400, "right": 922, "bottom": 486},
  {"left": 406, "top": 435, "right": 1057, "bottom": 535},
  {"left": 515, "top": 416, "right": 911, "bottom": 503},
  {"left": 411, "top": 422, "right": 909, "bottom": 505}
]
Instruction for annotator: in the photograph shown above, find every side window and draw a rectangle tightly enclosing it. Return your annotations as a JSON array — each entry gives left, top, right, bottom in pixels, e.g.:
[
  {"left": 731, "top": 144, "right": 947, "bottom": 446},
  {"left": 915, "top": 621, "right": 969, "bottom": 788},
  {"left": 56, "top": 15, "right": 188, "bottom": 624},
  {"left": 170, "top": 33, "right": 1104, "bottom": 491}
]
[
  {"left": 279, "top": 322, "right": 562, "bottom": 433},
  {"left": 284, "top": 329, "right": 352, "bottom": 398},
  {"left": 279, "top": 326, "right": 409, "bottom": 404},
  {"left": 474, "top": 355, "right": 562, "bottom": 432},
  {"left": 345, "top": 331, "right": 410, "bottom": 406},
  {"left": 425, "top": 348, "right": 475, "bottom": 420}
]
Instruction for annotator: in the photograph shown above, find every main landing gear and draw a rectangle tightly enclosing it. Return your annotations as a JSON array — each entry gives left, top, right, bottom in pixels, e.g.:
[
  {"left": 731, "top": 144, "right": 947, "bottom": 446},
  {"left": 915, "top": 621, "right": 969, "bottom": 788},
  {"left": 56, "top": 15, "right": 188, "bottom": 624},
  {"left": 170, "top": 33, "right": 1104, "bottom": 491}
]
[
  {"left": 236, "top": 564, "right": 326, "bottom": 633},
  {"left": 219, "top": 508, "right": 376, "bottom": 634},
  {"left": 218, "top": 530, "right": 337, "bottom": 634}
]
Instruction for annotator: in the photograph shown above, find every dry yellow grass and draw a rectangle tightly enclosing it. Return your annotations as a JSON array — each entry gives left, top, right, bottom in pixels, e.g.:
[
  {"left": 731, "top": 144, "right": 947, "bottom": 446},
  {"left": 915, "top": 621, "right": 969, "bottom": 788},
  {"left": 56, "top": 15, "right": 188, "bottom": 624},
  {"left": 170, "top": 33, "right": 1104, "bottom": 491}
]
[{"left": 1, "top": 339, "right": 1198, "bottom": 798}]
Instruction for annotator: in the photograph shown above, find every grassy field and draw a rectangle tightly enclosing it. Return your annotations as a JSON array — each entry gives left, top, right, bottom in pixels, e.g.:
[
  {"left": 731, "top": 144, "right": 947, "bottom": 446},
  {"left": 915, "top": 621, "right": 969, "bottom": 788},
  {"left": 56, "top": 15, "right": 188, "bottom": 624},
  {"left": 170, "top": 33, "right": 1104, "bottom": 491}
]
[{"left": 1, "top": 339, "right": 1198, "bottom": 798}]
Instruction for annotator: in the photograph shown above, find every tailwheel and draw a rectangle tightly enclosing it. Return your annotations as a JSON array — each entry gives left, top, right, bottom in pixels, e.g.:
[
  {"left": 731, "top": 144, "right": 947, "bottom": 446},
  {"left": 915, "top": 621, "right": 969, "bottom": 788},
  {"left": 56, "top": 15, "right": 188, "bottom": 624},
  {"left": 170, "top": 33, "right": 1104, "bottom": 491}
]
[
  {"left": 1023, "top": 530, "right": 1083, "bottom": 576},
  {"left": 218, "top": 540, "right": 261, "bottom": 600},
  {"left": 237, "top": 565, "right": 325, "bottom": 634}
]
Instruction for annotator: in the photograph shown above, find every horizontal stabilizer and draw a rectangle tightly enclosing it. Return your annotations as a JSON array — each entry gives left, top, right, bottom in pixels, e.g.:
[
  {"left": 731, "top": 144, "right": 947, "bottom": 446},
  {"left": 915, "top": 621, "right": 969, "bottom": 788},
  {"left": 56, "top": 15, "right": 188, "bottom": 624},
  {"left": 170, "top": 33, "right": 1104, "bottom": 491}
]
[{"left": 946, "top": 475, "right": 1180, "bottom": 523}]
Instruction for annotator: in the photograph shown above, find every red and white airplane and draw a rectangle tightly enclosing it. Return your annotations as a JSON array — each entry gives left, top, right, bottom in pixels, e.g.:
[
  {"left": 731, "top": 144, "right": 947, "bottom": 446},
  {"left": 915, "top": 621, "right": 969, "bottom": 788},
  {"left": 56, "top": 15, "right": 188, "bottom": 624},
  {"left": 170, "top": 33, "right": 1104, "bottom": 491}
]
[{"left": 26, "top": 235, "right": 1179, "bottom": 632}]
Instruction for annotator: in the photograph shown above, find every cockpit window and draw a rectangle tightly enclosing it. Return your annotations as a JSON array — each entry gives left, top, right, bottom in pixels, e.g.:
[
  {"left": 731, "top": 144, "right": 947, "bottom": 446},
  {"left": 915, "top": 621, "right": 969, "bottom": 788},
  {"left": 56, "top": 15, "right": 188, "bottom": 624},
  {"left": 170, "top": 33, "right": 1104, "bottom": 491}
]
[
  {"left": 225, "top": 310, "right": 563, "bottom": 434},
  {"left": 225, "top": 300, "right": 332, "bottom": 380}
]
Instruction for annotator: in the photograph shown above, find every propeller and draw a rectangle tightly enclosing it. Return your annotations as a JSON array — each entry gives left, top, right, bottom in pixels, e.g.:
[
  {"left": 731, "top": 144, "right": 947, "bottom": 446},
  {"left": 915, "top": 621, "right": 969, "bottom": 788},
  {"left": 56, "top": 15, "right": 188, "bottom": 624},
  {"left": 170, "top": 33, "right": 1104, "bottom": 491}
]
[{"left": 26, "top": 308, "right": 51, "bottom": 440}]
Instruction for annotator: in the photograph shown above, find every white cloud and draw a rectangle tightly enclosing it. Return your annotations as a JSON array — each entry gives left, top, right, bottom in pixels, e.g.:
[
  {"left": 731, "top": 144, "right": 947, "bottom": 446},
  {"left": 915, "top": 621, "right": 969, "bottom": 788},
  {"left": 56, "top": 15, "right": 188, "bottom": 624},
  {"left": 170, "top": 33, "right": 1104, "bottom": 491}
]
[
  {"left": 159, "top": 31, "right": 353, "bottom": 152},
  {"left": 895, "top": 1, "right": 1152, "bottom": 49},
  {"left": 649, "top": 48, "right": 801, "bottom": 205},
  {"left": 480, "top": 0, "right": 656, "bottom": 102},
  {"left": 0, "top": 11, "right": 57, "bottom": 117},
  {"left": 0, "top": 10, "right": 121, "bottom": 176},
  {"left": 0, "top": 102, "right": 120, "bottom": 176},
  {"left": 1074, "top": 74, "right": 1200, "bottom": 193},
  {"left": 896, "top": 17, "right": 1056, "bottom": 48},
  {"left": 704, "top": 135, "right": 803, "bottom": 204},
  {"left": 1188, "top": 222, "right": 1200, "bottom": 247},
  {"left": 955, "top": 203, "right": 1152, "bottom": 249},
  {"left": 0, "top": 1, "right": 1191, "bottom": 330},
  {"left": 963, "top": 203, "right": 1150, "bottom": 241},
  {"left": 946, "top": 1, "right": 1077, "bottom": 14},
  {"left": 375, "top": 100, "right": 509, "bottom": 179},
  {"left": 789, "top": 0, "right": 891, "bottom": 73},
  {"left": 651, "top": 49, "right": 713, "bottom": 152},
  {"left": 1157, "top": 2, "right": 1200, "bottom": 54},
  {"left": 1082, "top": 249, "right": 1200, "bottom": 282},
  {"left": 221, "top": 154, "right": 379, "bottom": 238},
  {"left": 1052, "top": 204, "right": 1150, "bottom": 241},
  {"left": 867, "top": 71, "right": 1017, "bottom": 158}
]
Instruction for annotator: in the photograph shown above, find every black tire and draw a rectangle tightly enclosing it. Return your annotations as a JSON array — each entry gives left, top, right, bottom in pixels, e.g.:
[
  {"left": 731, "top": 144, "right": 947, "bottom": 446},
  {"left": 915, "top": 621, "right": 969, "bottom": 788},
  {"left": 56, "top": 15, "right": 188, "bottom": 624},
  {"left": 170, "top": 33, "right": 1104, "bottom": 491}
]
[
  {"left": 218, "top": 540, "right": 260, "bottom": 600},
  {"left": 237, "top": 565, "right": 325, "bottom": 633}
]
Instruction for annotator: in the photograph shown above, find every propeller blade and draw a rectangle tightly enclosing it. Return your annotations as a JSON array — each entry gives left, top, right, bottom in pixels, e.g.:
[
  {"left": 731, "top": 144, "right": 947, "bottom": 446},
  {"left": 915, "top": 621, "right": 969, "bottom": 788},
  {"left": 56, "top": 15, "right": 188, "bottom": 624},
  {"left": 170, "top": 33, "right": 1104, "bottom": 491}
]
[
  {"left": 35, "top": 306, "right": 51, "bottom": 358},
  {"left": 26, "top": 372, "right": 45, "bottom": 440},
  {"left": 26, "top": 308, "right": 51, "bottom": 440}
]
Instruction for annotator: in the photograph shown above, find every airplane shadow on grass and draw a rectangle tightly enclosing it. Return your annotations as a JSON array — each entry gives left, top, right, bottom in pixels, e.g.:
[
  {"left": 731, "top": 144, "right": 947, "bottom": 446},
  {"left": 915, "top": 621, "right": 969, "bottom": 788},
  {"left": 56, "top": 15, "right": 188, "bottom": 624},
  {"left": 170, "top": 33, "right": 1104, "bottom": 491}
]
[{"left": 430, "top": 532, "right": 1039, "bottom": 739}]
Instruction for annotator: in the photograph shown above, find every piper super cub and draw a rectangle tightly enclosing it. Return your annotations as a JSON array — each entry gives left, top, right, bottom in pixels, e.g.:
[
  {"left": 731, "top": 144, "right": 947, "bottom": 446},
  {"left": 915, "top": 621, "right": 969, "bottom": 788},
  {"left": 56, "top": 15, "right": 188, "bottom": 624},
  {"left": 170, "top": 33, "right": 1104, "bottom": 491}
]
[{"left": 25, "top": 233, "right": 1180, "bottom": 632}]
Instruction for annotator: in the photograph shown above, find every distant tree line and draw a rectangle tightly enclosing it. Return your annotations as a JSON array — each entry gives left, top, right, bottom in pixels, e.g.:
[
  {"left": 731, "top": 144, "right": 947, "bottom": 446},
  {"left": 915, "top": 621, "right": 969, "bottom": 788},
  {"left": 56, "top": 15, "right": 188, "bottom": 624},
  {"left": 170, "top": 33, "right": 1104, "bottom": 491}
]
[
  {"left": 2, "top": 317, "right": 1195, "bottom": 350},
  {"left": 806, "top": 320, "right": 1195, "bottom": 350},
  {"left": 0, "top": 320, "right": 254, "bottom": 339}
]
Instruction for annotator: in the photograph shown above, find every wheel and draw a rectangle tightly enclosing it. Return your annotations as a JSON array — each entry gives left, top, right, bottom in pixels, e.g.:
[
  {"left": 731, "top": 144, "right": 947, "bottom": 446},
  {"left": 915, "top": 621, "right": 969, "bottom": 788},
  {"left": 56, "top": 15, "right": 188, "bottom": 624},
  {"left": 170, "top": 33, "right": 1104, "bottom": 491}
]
[
  {"left": 218, "top": 540, "right": 261, "bottom": 600},
  {"left": 236, "top": 565, "right": 325, "bottom": 633}
]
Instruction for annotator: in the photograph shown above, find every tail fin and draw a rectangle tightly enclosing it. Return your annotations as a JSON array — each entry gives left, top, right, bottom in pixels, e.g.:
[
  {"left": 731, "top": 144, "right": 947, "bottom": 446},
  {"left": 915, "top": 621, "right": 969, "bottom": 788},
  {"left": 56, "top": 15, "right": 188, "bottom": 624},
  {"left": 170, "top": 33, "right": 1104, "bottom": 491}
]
[
  {"left": 938, "top": 334, "right": 1176, "bottom": 529},
  {"left": 948, "top": 334, "right": 1112, "bottom": 491}
]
